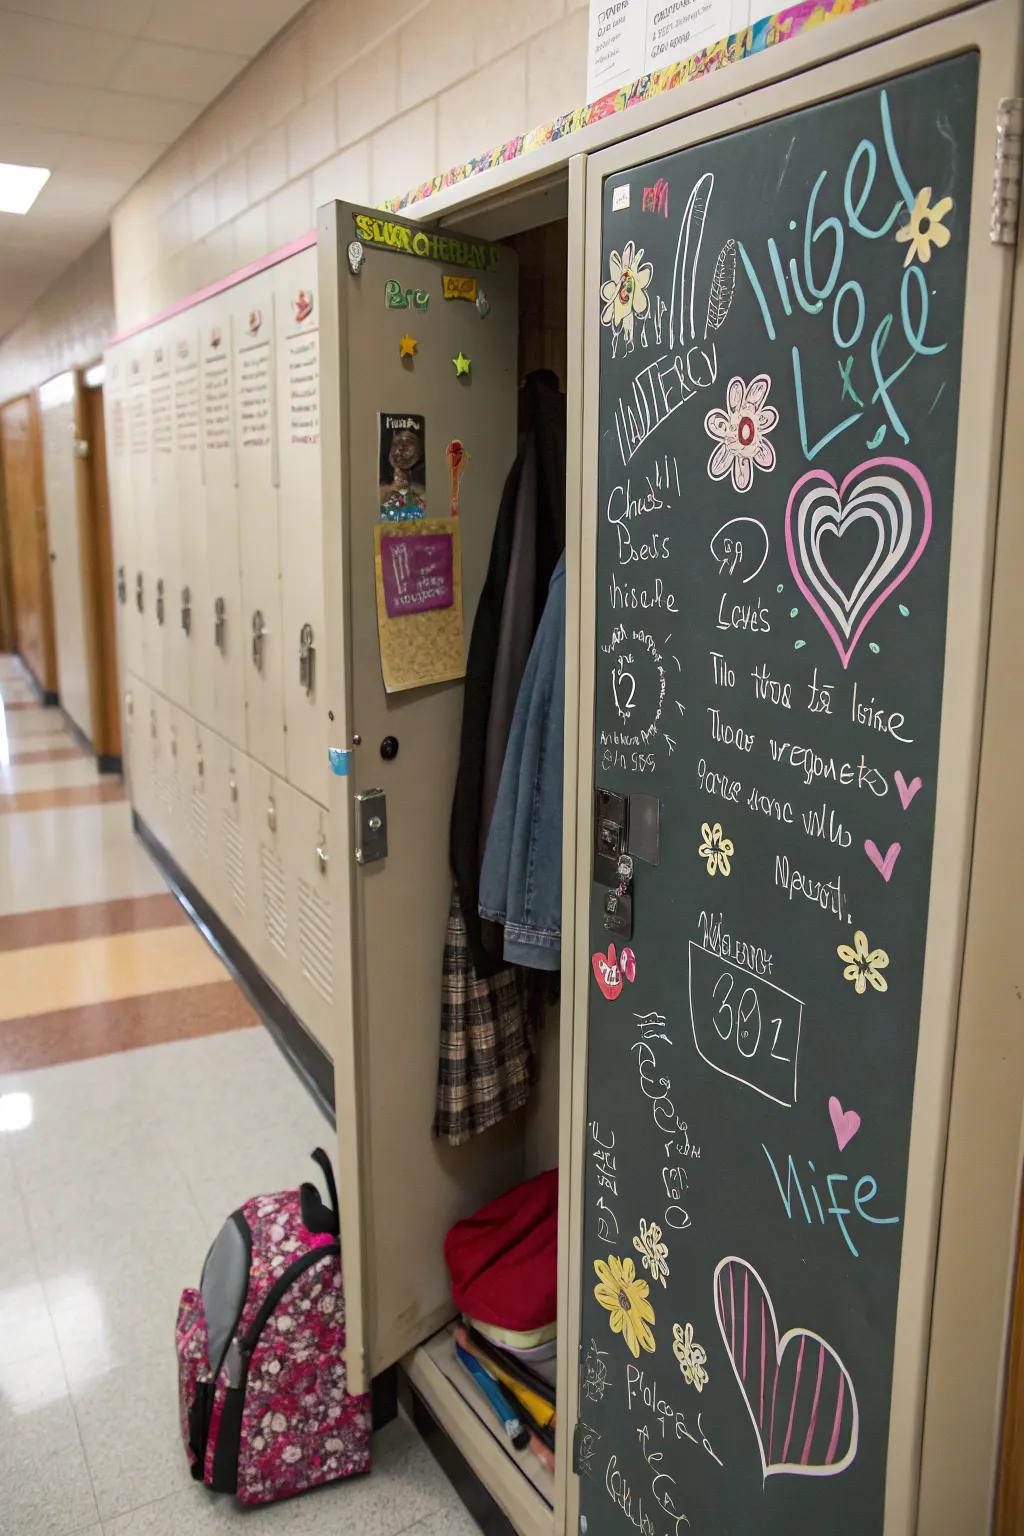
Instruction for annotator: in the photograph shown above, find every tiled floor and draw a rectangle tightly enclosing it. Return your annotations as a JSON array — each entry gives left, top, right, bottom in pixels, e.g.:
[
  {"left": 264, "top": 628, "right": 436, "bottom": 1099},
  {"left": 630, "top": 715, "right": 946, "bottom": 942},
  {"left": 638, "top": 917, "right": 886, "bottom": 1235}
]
[{"left": 0, "top": 656, "right": 479, "bottom": 1536}]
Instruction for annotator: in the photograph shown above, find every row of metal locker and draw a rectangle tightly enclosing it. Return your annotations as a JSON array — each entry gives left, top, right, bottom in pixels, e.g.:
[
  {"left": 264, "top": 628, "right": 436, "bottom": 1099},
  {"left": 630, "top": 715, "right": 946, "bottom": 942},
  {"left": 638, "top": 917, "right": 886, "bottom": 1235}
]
[
  {"left": 122, "top": 668, "right": 338, "bottom": 1059},
  {"left": 104, "top": 241, "right": 327, "bottom": 810}
]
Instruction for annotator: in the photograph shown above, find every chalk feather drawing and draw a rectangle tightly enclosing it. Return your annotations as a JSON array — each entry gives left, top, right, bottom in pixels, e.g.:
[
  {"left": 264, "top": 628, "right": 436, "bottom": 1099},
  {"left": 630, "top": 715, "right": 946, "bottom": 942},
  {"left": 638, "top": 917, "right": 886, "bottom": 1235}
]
[
  {"left": 706, "top": 239, "right": 737, "bottom": 333},
  {"left": 784, "top": 458, "right": 932, "bottom": 669},
  {"left": 705, "top": 375, "right": 779, "bottom": 493},
  {"left": 713, "top": 1256, "right": 859, "bottom": 1479}
]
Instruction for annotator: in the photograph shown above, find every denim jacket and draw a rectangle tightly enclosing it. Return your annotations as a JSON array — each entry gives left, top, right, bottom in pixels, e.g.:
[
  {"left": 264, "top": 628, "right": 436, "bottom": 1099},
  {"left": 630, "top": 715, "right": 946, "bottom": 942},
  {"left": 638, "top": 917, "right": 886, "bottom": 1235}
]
[{"left": 478, "top": 554, "right": 566, "bottom": 971}]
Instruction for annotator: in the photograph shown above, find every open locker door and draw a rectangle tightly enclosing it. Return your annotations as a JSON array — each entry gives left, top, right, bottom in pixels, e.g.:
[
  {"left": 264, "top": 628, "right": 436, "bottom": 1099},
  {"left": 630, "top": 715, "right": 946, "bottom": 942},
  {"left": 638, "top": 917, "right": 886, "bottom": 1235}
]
[
  {"left": 570, "top": 5, "right": 1020, "bottom": 1534},
  {"left": 318, "top": 202, "right": 529, "bottom": 1392}
]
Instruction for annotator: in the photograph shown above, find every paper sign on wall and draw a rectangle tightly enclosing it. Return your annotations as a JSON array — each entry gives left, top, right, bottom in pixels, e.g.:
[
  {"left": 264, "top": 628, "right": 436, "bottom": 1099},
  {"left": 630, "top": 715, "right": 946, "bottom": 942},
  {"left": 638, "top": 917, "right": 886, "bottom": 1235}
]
[
  {"left": 587, "top": 0, "right": 737, "bottom": 100},
  {"left": 373, "top": 518, "right": 464, "bottom": 693}
]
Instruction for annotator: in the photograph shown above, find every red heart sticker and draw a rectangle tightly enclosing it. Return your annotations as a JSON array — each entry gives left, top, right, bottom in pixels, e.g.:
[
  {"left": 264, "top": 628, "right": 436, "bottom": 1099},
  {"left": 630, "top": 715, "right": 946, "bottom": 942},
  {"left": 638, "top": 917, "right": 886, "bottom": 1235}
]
[{"left": 592, "top": 944, "right": 623, "bottom": 1001}]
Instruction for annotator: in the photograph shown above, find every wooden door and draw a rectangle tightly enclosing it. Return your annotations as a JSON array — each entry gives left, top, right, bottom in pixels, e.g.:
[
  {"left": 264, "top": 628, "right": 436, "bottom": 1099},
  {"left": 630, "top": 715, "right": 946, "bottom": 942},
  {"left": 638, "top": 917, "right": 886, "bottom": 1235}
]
[
  {"left": 84, "top": 378, "right": 122, "bottom": 763},
  {"left": 0, "top": 395, "right": 57, "bottom": 694}
]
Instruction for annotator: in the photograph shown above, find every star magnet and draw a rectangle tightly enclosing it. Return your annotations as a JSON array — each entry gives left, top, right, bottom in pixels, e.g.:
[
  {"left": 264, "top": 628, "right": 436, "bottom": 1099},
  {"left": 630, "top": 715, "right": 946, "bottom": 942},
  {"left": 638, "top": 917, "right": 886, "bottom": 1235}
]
[
  {"left": 452, "top": 351, "right": 471, "bottom": 377},
  {"left": 399, "top": 333, "right": 418, "bottom": 358}
]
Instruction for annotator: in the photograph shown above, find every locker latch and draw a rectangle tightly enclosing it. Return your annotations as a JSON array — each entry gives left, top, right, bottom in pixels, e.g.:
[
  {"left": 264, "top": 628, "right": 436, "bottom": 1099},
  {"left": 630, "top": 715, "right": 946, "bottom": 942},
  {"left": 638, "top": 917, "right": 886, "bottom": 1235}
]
[
  {"left": 135, "top": 571, "right": 144, "bottom": 613},
  {"left": 181, "top": 586, "right": 191, "bottom": 635},
  {"left": 156, "top": 578, "right": 165, "bottom": 626},
  {"left": 117, "top": 565, "right": 126, "bottom": 605},
  {"left": 214, "top": 597, "right": 226, "bottom": 653},
  {"left": 251, "top": 609, "right": 266, "bottom": 671},
  {"left": 299, "top": 623, "right": 315, "bottom": 696},
  {"left": 355, "top": 789, "right": 387, "bottom": 865}
]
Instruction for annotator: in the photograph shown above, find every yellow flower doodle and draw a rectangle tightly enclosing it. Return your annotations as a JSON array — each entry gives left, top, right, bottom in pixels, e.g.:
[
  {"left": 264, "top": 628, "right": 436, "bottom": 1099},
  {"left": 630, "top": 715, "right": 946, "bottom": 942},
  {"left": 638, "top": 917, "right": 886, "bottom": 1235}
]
[
  {"left": 837, "top": 929, "right": 890, "bottom": 994},
  {"left": 593, "top": 1255, "right": 656, "bottom": 1358},
  {"left": 698, "top": 821, "right": 734, "bottom": 877},
  {"left": 600, "top": 242, "right": 654, "bottom": 344},
  {"left": 672, "top": 1321, "right": 709, "bottom": 1393},
  {"left": 895, "top": 187, "right": 953, "bottom": 267}
]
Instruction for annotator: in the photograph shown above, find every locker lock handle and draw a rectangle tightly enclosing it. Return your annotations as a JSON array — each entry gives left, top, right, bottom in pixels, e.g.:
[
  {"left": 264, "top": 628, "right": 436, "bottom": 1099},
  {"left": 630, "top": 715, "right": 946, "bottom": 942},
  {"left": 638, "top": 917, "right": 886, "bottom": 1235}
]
[
  {"left": 266, "top": 797, "right": 277, "bottom": 833},
  {"left": 214, "top": 596, "right": 226, "bottom": 653},
  {"left": 299, "top": 623, "right": 315, "bottom": 696},
  {"left": 117, "top": 565, "right": 127, "bottom": 605},
  {"left": 181, "top": 586, "right": 191, "bottom": 635},
  {"left": 170, "top": 728, "right": 177, "bottom": 760},
  {"left": 229, "top": 773, "right": 238, "bottom": 804},
  {"left": 135, "top": 571, "right": 144, "bottom": 613},
  {"left": 316, "top": 837, "right": 328, "bottom": 874},
  {"left": 156, "top": 578, "right": 165, "bottom": 626},
  {"left": 251, "top": 610, "right": 267, "bottom": 671},
  {"left": 125, "top": 692, "right": 133, "bottom": 720}
]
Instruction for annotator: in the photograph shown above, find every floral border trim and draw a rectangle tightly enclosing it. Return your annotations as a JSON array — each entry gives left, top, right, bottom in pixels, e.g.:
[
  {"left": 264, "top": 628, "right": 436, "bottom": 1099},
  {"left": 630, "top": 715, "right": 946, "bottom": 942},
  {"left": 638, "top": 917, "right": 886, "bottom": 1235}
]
[{"left": 380, "top": 0, "right": 873, "bottom": 214}]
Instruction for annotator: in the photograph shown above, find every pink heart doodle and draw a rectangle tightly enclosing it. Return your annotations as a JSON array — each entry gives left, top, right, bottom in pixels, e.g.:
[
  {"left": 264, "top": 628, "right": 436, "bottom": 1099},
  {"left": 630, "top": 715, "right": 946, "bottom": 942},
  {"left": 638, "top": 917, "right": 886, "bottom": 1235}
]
[
  {"left": 864, "top": 839, "right": 901, "bottom": 882},
  {"left": 714, "top": 1256, "right": 859, "bottom": 1480},
  {"left": 785, "top": 458, "right": 932, "bottom": 670},
  {"left": 592, "top": 944, "right": 623, "bottom": 1001},
  {"left": 828, "top": 1095, "right": 862, "bottom": 1151},
  {"left": 894, "top": 771, "right": 922, "bottom": 810},
  {"left": 621, "top": 947, "right": 637, "bottom": 983}
]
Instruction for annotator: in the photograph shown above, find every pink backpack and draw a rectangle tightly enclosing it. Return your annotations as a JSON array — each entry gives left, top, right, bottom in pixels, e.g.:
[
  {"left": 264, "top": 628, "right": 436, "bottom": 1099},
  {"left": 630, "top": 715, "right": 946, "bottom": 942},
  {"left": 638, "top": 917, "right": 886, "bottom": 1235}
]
[{"left": 175, "top": 1148, "right": 372, "bottom": 1505}]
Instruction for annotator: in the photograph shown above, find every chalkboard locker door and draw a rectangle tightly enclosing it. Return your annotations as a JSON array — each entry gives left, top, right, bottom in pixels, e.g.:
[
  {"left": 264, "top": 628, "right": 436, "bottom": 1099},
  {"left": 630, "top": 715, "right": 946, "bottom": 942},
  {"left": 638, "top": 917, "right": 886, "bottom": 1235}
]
[{"left": 566, "top": 4, "right": 1023, "bottom": 1534}]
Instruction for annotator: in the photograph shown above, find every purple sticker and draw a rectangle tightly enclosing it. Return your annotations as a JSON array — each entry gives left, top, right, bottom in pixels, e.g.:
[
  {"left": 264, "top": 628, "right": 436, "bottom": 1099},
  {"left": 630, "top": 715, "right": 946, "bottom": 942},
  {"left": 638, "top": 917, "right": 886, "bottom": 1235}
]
[{"left": 381, "top": 532, "right": 454, "bottom": 618}]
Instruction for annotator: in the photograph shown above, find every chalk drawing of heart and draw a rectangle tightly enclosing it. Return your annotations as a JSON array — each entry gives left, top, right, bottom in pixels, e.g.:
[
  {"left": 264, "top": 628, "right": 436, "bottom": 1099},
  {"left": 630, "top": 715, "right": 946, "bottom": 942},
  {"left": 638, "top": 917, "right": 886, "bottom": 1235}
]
[
  {"left": 785, "top": 458, "right": 932, "bottom": 670},
  {"left": 713, "top": 1256, "right": 859, "bottom": 1479},
  {"left": 592, "top": 945, "right": 623, "bottom": 1001},
  {"left": 894, "top": 770, "right": 923, "bottom": 810},
  {"left": 828, "top": 1095, "right": 862, "bottom": 1151},
  {"left": 864, "top": 839, "right": 901, "bottom": 882}
]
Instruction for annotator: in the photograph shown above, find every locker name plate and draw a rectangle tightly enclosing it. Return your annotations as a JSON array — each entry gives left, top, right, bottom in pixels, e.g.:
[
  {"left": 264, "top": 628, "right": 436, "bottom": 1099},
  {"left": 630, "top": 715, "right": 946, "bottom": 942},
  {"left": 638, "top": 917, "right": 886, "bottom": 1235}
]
[{"left": 355, "top": 789, "right": 388, "bottom": 865}]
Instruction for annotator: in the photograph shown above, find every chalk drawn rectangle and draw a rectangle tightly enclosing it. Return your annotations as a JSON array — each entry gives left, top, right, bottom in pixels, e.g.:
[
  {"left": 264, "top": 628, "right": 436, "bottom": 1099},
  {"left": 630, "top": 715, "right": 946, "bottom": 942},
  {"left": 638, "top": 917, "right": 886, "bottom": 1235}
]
[
  {"left": 380, "top": 531, "right": 454, "bottom": 618},
  {"left": 688, "top": 942, "right": 803, "bottom": 1108}
]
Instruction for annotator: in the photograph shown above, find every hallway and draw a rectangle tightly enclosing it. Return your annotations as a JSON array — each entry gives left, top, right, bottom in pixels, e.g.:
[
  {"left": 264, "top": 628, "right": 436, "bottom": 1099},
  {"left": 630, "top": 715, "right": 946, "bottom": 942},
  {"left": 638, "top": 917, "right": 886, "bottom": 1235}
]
[{"left": 0, "top": 655, "right": 476, "bottom": 1536}]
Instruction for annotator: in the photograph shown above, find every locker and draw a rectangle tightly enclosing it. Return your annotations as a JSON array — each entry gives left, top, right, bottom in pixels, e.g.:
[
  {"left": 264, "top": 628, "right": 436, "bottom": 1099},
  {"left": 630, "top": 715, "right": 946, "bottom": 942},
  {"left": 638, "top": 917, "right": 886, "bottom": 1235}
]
[
  {"left": 206, "top": 728, "right": 259, "bottom": 956},
  {"left": 103, "top": 352, "right": 135, "bottom": 690},
  {"left": 145, "top": 329, "right": 172, "bottom": 694},
  {"left": 200, "top": 302, "right": 246, "bottom": 750},
  {"left": 183, "top": 714, "right": 214, "bottom": 906},
  {"left": 125, "top": 340, "right": 151, "bottom": 682},
  {"left": 276, "top": 784, "right": 336, "bottom": 1057},
  {"left": 121, "top": 673, "right": 140, "bottom": 805},
  {"left": 248, "top": 757, "right": 291, "bottom": 999},
  {"left": 274, "top": 247, "right": 328, "bottom": 807},
  {"left": 318, "top": 203, "right": 525, "bottom": 1390},
  {"left": 173, "top": 323, "right": 208, "bottom": 722},
  {"left": 232, "top": 280, "right": 286, "bottom": 777}
]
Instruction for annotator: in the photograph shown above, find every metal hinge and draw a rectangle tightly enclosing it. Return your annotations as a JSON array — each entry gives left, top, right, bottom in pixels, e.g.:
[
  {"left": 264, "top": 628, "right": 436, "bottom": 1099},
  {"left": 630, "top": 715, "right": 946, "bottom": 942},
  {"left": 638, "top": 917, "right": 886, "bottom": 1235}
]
[{"left": 991, "top": 98, "right": 1023, "bottom": 246}]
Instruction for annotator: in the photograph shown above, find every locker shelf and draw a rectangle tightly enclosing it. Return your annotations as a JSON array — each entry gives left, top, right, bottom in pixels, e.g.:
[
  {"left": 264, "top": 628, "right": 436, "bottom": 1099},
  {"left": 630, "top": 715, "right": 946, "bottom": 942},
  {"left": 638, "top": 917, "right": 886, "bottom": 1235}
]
[{"left": 404, "top": 1323, "right": 554, "bottom": 1536}]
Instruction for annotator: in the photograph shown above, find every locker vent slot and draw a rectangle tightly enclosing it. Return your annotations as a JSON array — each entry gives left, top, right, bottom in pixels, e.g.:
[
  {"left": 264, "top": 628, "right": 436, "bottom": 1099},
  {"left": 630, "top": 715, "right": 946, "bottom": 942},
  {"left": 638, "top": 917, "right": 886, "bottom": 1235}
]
[
  {"left": 261, "top": 846, "right": 288, "bottom": 959},
  {"left": 298, "top": 878, "right": 333, "bottom": 1002},
  {"left": 223, "top": 813, "right": 246, "bottom": 915},
  {"left": 190, "top": 789, "right": 208, "bottom": 861}
]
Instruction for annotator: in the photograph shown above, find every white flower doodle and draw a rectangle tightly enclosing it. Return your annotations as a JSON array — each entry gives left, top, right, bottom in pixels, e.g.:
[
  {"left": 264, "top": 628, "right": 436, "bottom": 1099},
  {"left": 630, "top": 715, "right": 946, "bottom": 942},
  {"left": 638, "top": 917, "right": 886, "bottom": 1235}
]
[{"left": 704, "top": 374, "right": 779, "bottom": 493}]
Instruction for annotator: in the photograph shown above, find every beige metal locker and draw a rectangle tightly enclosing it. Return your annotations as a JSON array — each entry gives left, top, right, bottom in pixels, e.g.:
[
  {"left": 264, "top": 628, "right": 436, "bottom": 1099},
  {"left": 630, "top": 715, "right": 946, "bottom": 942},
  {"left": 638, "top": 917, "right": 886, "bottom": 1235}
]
[
  {"left": 145, "top": 333, "right": 173, "bottom": 694},
  {"left": 206, "top": 728, "right": 258, "bottom": 954},
  {"left": 183, "top": 715, "right": 214, "bottom": 906},
  {"left": 274, "top": 245, "right": 328, "bottom": 808},
  {"left": 126, "top": 341, "right": 151, "bottom": 682},
  {"left": 104, "top": 354, "right": 135, "bottom": 690},
  {"left": 232, "top": 281, "right": 286, "bottom": 778},
  {"left": 173, "top": 323, "right": 208, "bottom": 723},
  {"left": 277, "top": 783, "right": 336, "bottom": 1057},
  {"left": 248, "top": 756, "right": 291, "bottom": 1000},
  {"left": 318, "top": 203, "right": 527, "bottom": 1393},
  {"left": 39, "top": 374, "right": 93, "bottom": 742},
  {"left": 200, "top": 304, "right": 246, "bottom": 751},
  {"left": 121, "top": 674, "right": 139, "bottom": 802}
]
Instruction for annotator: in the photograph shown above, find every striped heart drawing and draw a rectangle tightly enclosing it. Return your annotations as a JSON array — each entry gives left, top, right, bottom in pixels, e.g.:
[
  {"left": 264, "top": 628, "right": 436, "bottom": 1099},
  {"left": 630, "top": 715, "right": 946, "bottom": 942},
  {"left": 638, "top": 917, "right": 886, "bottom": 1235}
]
[{"left": 713, "top": 1256, "right": 859, "bottom": 1479}]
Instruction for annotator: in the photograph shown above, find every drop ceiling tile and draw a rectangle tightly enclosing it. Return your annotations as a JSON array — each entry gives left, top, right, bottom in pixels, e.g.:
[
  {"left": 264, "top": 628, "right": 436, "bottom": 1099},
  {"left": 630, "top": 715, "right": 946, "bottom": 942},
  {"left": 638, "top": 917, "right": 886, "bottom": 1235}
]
[
  {"left": 82, "top": 91, "right": 198, "bottom": 146},
  {"left": 3, "top": 1, "right": 157, "bottom": 35},
  {"left": 0, "top": 76, "right": 95, "bottom": 134},
  {"left": 107, "top": 38, "right": 247, "bottom": 104},
  {"left": 0, "top": 12, "right": 133, "bottom": 88},
  {"left": 142, "top": 0, "right": 308, "bottom": 56}
]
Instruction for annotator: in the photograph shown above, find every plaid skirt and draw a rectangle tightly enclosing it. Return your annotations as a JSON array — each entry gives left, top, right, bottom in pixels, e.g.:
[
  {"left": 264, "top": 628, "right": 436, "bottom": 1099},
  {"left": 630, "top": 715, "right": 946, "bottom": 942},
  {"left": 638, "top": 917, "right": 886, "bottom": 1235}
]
[{"left": 434, "top": 884, "right": 538, "bottom": 1145}]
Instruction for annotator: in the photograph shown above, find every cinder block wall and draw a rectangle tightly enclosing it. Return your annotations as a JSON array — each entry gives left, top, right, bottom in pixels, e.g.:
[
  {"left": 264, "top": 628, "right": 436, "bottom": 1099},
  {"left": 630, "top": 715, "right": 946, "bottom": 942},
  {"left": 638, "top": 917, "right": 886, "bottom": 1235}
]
[{"left": 111, "top": 0, "right": 590, "bottom": 330}]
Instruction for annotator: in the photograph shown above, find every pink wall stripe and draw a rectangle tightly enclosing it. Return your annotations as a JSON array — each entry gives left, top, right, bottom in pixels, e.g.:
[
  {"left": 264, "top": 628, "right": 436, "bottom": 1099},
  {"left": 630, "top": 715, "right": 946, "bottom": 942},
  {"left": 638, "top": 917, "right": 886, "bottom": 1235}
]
[{"left": 107, "top": 230, "right": 317, "bottom": 346}]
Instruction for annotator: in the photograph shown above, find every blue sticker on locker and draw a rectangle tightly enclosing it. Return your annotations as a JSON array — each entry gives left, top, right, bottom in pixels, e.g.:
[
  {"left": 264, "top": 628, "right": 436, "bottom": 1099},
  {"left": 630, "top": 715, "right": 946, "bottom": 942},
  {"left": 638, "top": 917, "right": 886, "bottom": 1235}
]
[{"left": 328, "top": 748, "right": 351, "bottom": 776}]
